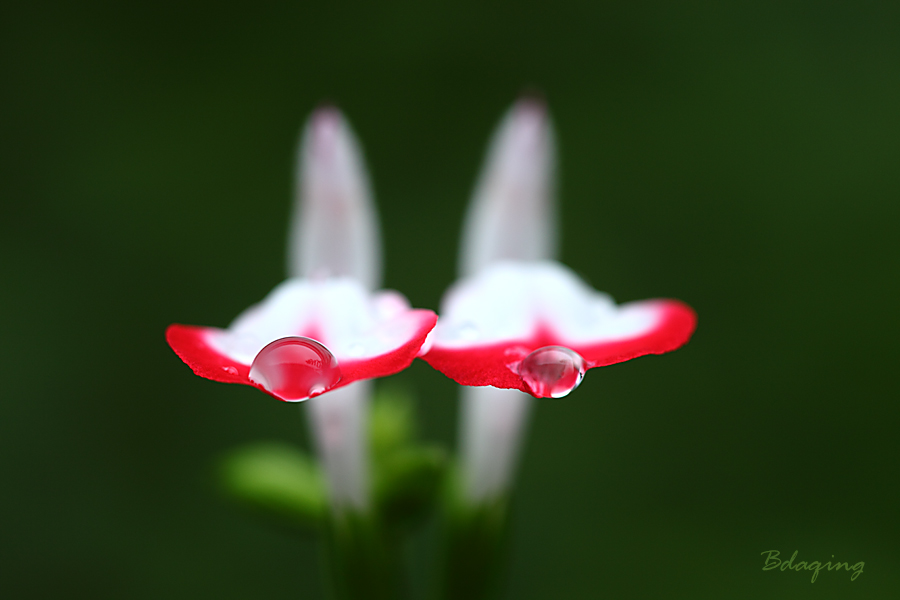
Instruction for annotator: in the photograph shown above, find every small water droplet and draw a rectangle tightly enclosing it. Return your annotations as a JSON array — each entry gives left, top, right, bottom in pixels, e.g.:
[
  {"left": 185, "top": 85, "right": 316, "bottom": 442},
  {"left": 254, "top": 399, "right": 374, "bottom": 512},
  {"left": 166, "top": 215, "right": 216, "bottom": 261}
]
[
  {"left": 249, "top": 337, "right": 341, "bottom": 402},
  {"left": 504, "top": 345, "right": 530, "bottom": 360},
  {"left": 517, "top": 346, "right": 585, "bottom": 398},
  {"left": 222, "top": 366, "right": 239, "bottom": 375}
]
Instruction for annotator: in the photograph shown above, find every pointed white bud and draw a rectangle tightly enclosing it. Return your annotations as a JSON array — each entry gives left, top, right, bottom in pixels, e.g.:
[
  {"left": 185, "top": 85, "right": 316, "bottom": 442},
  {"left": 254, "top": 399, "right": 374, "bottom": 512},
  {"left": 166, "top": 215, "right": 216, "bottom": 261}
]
[
  {"left": 288, "top": 106, "right": 382, "bottom": 290},
  {"left": 459, "top": 98, "right": 557, "bottom": 276}
]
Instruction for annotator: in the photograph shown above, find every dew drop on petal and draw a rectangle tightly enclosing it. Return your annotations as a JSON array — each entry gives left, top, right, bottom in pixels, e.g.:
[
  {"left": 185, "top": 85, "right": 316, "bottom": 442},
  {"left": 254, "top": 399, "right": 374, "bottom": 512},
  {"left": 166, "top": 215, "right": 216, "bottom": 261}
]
[
  {"left": 518, "top": 346, "right": 586, "bottom": 398},
  {"left": 503, "top": 345, "right": 531, "bottom": 371},
  {"left": 222, "top": 366, "right": 239, "bottom": 376},
  {"left": 249, "top": 337, "right": 341, "bottom": 402}
]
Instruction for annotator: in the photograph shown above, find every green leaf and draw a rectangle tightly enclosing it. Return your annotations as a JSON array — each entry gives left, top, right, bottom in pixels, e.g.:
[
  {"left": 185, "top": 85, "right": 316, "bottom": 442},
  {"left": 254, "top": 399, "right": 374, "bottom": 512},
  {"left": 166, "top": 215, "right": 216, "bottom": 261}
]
[{"left": 219, "top": 442, "right": 327, "bottom": 531}]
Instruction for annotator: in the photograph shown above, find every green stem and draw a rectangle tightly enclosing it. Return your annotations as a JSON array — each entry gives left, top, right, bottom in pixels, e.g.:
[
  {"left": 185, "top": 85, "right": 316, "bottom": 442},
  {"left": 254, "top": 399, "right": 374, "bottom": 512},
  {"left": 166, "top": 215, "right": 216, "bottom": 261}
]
[
  {"left": 435, "top": 484, "right": 511, "bottom": 600},
  {"left": 321, "top": 511, "right": 409, "bottom": 600}
]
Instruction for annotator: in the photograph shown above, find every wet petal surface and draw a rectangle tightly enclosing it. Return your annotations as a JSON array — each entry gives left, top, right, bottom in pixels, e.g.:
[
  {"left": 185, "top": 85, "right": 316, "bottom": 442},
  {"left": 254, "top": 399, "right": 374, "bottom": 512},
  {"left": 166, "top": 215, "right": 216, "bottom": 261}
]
[
  {"left": 421, "top": 261, "right": 696, "bottom": 396},
  {"left": 167, "top": 278, "right": 437, "bottom": 400}
]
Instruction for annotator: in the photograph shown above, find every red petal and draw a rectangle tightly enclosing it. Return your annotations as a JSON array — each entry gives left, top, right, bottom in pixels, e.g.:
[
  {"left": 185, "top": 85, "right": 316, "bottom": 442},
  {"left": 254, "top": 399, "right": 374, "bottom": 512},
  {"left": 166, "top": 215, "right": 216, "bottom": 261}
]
[
  {"left": 166, "top": 324, "right": 251, "bottom": 384},
  {"left": 165, "top": 310, "right": 437, "bottom": 399},
  {"left": 573, "top": 300, "right": 696, "bottom": 367},
  {"left": 337, "top": 310, "right": 437, "bottom": 387},
  {"left": 421, "top": 299, "right": 696, "bottom": 393}
]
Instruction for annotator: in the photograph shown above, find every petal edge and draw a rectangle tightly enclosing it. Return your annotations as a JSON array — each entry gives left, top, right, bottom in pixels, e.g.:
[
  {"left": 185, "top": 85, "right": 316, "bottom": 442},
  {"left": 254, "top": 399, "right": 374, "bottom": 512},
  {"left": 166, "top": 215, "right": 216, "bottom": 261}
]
[
  {"left": 166, "top": 324, "right": 251, "bottom": 384},
  {"left": 420, "top": 299, "right": 696, "bottom": 394}
]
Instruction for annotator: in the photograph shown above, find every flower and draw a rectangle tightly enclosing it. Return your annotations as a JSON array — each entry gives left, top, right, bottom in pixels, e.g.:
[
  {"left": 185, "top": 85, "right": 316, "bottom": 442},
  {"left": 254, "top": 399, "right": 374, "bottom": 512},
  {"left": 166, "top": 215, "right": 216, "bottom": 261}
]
[
  {"left": 421, "top": 260, "right": 695, "bottom": 398},
  {"left": 166, "top": 279, "right": 436, "bottom": 402},
  {"left": 423, "top": 98, "right": 695, "bottom": 503},
  {"left": 166, "top": 108, "right": 436, "bottom": 404},
  {"left": 421, "top": 98, "right": 695, "bottom": 400},
  {"left": 167, "top": 107, "right": 435, "bottom": 510}
]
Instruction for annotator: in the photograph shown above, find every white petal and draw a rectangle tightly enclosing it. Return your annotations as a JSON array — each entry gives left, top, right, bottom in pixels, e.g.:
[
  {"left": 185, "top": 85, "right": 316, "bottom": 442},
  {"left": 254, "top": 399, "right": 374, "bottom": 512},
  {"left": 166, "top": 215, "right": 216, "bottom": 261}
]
[
  {"left": 434, "top": 261, "right": 658, "bottom": 349},
  {"left": 459, "top": 98, "right": 557, "bottom": 275},
  {"left": 208, "top": 278, "right": 426, "bottom": 364},
  {"left": 287, "top": 107, "right": 382, "bottom": 289}
]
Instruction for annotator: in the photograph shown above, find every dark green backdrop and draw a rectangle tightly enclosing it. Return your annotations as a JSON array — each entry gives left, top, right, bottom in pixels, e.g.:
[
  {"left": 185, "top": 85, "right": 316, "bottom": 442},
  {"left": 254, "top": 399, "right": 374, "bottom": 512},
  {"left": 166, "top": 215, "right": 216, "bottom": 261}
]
[{"left": 2, "top": 1, "right": 898, "bottom": 598}]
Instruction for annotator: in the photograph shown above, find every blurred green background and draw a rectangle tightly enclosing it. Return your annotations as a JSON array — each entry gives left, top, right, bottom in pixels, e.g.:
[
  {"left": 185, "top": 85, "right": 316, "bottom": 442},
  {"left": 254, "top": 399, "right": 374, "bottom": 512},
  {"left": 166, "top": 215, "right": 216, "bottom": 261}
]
[{"left": 2, "top": 1, "right": 898, "bottom": 598}]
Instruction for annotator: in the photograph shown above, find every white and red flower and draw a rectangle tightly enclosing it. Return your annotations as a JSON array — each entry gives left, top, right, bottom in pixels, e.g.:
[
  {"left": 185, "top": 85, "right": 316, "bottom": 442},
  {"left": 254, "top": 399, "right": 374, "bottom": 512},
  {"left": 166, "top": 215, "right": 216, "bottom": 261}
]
[
  {"left": 166, "top": 99, "right": 696, "bottom": 511},
  {"left": 167, "top": 107, "right": 437, "bottom": 405},
  {"left": 421, "top": 260, "right": 695, "bottom": 398},
  {"left": 167, "top": 278, "right": 436, "bottom": 402}
]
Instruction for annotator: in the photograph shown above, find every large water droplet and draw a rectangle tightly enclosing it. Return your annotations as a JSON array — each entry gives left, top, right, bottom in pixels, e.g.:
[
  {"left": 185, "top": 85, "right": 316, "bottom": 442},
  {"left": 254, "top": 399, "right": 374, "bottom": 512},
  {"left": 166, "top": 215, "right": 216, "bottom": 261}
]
[
  {"left": 517, "top": 346, "right": 585, "bottom": 398},
  {"left": 249, "top": 337, "right": 341, "bottom": 402}
]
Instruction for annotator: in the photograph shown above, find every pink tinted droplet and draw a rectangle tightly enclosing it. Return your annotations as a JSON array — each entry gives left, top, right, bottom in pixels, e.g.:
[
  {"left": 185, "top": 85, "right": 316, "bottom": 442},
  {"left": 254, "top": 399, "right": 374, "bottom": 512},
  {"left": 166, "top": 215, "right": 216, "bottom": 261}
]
[
  {"left": 249, "top": 337, "right": 341, "bottom": 402},
  {"left": 518, "top": 346, "right": 586, "bottom": 398}
]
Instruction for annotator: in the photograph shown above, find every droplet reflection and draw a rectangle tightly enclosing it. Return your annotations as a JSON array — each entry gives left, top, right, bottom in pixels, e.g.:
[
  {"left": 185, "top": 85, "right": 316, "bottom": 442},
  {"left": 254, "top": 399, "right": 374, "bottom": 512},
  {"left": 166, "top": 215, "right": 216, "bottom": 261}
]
[
  {"left": 518, "top": 346, "right": 585, "bottom": 398},
  {"left": 249, "top": 337, "right": 341, "bottom": 402}
]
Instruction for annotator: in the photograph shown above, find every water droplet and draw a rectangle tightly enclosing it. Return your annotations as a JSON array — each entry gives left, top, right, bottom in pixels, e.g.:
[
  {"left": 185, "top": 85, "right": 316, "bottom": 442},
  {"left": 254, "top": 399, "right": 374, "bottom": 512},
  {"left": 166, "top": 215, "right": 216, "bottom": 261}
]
[
  {"left": 249, "top": 337, "right": 341, "bottom": 402},
  {"left": 503, "top": 346, "right": 530, "bottom": 371},
  {"left": 222, "top": 366, "right": 239, "bottom": 376},
  {"left": 517, "top": 346, "right": 585, "bottom": 398}
]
